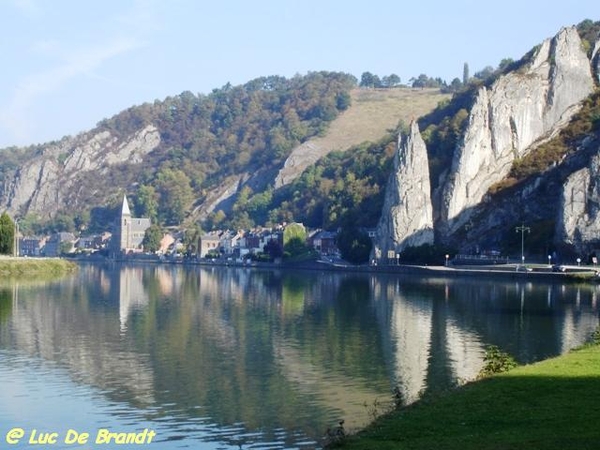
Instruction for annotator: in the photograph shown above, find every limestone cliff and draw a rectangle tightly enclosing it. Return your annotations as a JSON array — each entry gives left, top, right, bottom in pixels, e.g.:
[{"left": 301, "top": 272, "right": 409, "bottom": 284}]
[
  {"left": 556, "top": 145, "right": 600, "bottom": 251},
  {"left": 440, "top": 26, "right": 595, "bottom": 235},
  {"left": 2, "top": 125, "right": 160, "bottom": 218},
  {"left": 374, "top": 121, "right": 434, "bottom": 257}
]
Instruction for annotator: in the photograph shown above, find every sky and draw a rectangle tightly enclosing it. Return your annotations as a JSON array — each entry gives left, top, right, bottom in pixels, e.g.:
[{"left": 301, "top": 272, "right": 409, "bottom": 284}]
[{"left": 0, "top": 0, "right": 598, "bottom": 149}]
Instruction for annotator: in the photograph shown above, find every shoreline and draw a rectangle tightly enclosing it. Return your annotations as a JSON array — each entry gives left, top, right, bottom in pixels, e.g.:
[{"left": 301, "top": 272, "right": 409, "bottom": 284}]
[{"left": 74, "top": 255, "right": 600, "bottom": 283}]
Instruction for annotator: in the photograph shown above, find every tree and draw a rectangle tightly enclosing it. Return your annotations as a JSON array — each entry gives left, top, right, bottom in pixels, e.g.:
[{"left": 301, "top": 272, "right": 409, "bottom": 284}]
[
  {"left": 497, "top": 58, "right": 514, "bottom": 72},
  {"left": 283, "top": 223, "right": 309, "bottom": 257},
  {"left": 155, "top": 167, "right": 194, "bottom": 225},
  {"left": 449, "top": 77, "right": 463, "bottom": 92},
  {"left": 382, "top": 74, "right": 401, "bottom": 88},
  {"left": 359, "top": 72, "right": 376, "bottom": 88},
  {"left": 135, "top": 184, "right": 158, "bottom": 222},
  {"left": 142, "top": 224, "right": 163, "bottom": 253},
  {"left": 336, "top": 227, "right": 372, "bottom": 264},
  {"left": 183, "top": 224, "right": 203, "bottom": 255},
  {"left": 474, "top": 66, "right": 495, "bottom": 81},
  {"left": 264, "top": 238, "right": 283, "bottom": 259},
  {"left": 463, "top": 62, "right": 470, "bottom": 85},
  {"left": 0, "top": 212, "right": 15, "bottom": 255},
  {"left": 283, "top": 223, "right": 306, "bottom": 247}
]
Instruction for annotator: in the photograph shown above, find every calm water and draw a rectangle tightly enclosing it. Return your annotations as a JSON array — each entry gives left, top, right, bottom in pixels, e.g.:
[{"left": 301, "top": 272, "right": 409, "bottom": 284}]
[{"left": 0, "top": 264, "right": 599, "bottom": 449}]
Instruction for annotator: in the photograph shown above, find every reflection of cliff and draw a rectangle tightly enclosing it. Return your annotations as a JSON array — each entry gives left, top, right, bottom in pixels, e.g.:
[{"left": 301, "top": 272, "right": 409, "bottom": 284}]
[
  {"left": 372, "top": 276, "right": 484, "bottom": 405},
  {"left": 559, "top": 285, "right": 600, "bottom": 353},
  {"left": 5, "top": 267, "right": 155, "bottom": 407},
  {"left": 390, "top": 290, "right": 432, "bottom": 404},
  {"left": 372, "top": 275, "right": 600, "bottom": 403}
]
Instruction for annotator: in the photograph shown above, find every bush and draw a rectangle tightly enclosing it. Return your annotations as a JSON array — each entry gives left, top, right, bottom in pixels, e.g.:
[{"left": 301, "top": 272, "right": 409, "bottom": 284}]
[{"left": 477, "top": 345, "right": 517, "bottom": 379}]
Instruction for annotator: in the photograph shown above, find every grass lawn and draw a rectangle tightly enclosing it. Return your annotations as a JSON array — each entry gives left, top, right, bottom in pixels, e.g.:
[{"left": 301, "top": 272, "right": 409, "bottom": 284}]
[
  {"left": 337, "top": 344, "right": 600, "bottom": 450},
  {"left": 0, "top": 256, "right": 77, "bottom": 275}
]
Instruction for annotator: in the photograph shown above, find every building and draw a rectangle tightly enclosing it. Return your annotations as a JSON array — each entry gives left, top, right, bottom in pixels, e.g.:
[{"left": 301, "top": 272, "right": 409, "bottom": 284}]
[
  {"left": 43, "top": 232, "right": 76, "bottom": 256},
  {"left": 19, "top": 237, "right": 44, "bottom": 257},
  {"left": 310, "top": 230, "right": 338, "bottom": 255},
  {"left": 199, "top": 232, "right": 221, "bottom": 258},
  {"left": 111, "top": 196, "right": 151, "bottom": 257}
]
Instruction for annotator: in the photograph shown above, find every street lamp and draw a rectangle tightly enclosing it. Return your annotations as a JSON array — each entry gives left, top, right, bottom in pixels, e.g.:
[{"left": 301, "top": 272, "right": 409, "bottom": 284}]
[
  {"left": 445, "top": 254, "right": 449, "bottom": 266},
  {"left": 515, "top": 223, "right": 530, "bottom": 266},
  {"left": 548, "top": 255, "right": 552, "bottom": 267},
  {"left": 13, "top": 219, "right": 19, "bottom": 257}
]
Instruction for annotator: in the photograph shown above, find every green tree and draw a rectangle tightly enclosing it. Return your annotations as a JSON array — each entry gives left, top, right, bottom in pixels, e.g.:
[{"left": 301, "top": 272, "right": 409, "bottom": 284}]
[
  {"left": 463, "top": 62, "right": 470, "bottom": 85},
  {"left": 183, "top": 224, "right": 203, "bottom": 255},
  {"left": 0, "top": 212, "right": 15, "bottom": 255},
  {"left": 336, "top": 227, "right": 372, "bottom": 264},
  {"left": 135, "top": 184, "right": 158, "bottom": 222},
  {"left": 155, "top": 168, "right": 194, "bottom": 225},
  {"left": 283, "top": 223, "right": 306, "bottom": 247},
  {"left": 360, "top": 71, "right": 376, "bottom": 88},
  {"left": 142, "top": 224, "right": 163, "bottom": 253},
  {"left": 382, "top": 74, "right": 401, "bottom": 88}
]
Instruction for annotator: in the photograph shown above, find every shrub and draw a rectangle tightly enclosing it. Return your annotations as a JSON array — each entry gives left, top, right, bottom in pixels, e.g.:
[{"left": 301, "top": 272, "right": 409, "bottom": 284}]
[{"left": 477, "top": 345, "right": 517, "bottom": 379}]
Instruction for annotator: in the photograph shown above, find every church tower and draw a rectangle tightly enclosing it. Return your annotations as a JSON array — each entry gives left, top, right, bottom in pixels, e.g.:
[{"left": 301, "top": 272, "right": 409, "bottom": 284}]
[
  {"left": 119, "top": 195, "right": 132, "bottom": 251},
  {"left": 111, "top": 195, "right": 152, "bottom": 258}
]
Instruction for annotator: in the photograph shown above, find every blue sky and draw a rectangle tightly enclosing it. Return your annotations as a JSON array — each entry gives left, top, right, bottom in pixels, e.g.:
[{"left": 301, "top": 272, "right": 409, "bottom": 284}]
[{"left": 0, "top": 0, "right": 598, "bottom": 148}]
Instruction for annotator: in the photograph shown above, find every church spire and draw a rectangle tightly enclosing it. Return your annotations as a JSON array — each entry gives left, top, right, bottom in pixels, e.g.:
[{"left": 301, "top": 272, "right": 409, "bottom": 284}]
[{"left": 121, "top": 195, "right": 131, "bottom": 216}]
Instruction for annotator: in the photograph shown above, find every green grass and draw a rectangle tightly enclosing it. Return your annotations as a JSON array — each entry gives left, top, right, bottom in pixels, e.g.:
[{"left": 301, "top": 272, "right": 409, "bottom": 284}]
[
  {"left": 0, "top": 256, "right": 78, "bottom": 275},
  {"left": 337, "top": 344, "right": 600, "bottom": 450}
]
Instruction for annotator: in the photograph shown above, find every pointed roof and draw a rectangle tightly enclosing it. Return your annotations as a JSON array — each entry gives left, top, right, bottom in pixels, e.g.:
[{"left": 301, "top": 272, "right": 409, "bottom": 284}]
[{"left": 121, "top": 195, "right": 131, "bottom": 216}]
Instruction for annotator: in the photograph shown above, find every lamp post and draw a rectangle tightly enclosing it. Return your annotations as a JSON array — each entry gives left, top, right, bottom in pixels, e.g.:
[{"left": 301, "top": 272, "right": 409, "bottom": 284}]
[
  {"left": 445, "top": 254, "right": 449, "bottom": 266},
  {"left": 13, "top": 219, "right": 19, "bottom": 257},
  {"left": 515, "top": 223, "right": 530, "bottom": 266}
]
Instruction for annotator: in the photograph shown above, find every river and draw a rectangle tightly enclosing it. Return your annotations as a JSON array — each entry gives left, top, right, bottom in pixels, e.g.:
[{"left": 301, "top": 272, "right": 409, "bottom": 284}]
[{"left": 0, "top": 263, "right": 598, "bottom": 449}]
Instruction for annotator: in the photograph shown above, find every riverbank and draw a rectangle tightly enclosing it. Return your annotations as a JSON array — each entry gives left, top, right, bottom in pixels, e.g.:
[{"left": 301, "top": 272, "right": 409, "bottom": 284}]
[
  {"left": 335, "top": 342, "right": 600, "bottom": 450},
  {"left": 0, "top": 256, "right": 78, "bottom": 275},
  {"left": 77, "top": 253, "right": 600, "bottom": 283}
]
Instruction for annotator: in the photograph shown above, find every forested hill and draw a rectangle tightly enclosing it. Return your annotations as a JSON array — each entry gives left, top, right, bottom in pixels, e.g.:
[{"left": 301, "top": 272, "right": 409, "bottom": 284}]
[{"left": 0, "top": 72, "right": 358, "bottom": 231}]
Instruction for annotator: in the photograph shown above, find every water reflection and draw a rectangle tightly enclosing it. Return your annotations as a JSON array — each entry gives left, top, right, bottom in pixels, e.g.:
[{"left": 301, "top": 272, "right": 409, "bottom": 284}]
[{"left": 0, "top": 265, "right": 599, "bottom": 449}]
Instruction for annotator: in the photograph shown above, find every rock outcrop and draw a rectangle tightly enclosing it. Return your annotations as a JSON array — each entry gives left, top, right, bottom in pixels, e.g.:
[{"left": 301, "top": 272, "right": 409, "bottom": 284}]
[
  {"left": 440, "top": 26, "right": 594, "bottom": 235},
  {"left": 556, "top": 146, "right": 600, "bottom": 251},
  {"left": 593, "top": 39, "right": 600, "bottom": 83},
  {"left": 3, "top": 125, "right": 160, "bottom": 218},
  {"left": 374, "top": 121, "right": 434, "bottom": 257}
]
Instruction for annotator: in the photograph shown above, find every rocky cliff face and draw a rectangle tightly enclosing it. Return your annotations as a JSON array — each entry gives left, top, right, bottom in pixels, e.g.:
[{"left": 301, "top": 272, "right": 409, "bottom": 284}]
[
  {"left": 593, "top": 40, "right": 600, "bottom": 83},
  {"left": 556, "top": 144, "right": 600, "bottom": 251},
  {"left": 374, "top": 121, "right": 434, "bottom": 257},
  {"left": 376, "top": 25, "right": 600, "bottom": 256},
  {"left": 440, "top": 26, "right": 595, "bottom": 235},
  {"left": 2, "top": 125, "right": 160, "bottom": 218}
]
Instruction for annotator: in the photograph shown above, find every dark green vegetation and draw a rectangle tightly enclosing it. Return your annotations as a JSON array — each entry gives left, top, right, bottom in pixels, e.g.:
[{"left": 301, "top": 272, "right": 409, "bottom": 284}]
[
  {"left": 336, "top": 228, "right": 373, "bottom": 264},
  {"left": 337, "top": 342, "right": 600, "bottom": 450},
  {"left": 265, "top": 137, "right": 397, "bottom": 230},
  {"left": 0, "top": 212, "right": 15, "bottom": 255}
]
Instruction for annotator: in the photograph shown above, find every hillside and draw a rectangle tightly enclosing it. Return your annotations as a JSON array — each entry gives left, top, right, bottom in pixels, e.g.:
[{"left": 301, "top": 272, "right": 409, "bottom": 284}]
[{"left": 274, "top": 88, "right": 448, "bottom": 188}]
